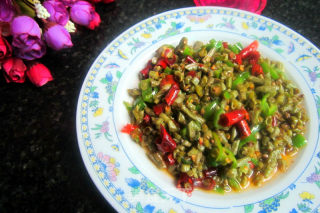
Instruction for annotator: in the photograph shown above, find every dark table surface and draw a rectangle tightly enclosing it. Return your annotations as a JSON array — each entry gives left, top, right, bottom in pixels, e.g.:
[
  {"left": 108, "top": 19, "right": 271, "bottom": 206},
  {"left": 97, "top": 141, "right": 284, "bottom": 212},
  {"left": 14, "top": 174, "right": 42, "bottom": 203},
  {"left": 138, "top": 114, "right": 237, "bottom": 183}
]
[{"left": 1, "top": 0, "right": 320, "bottom": 212}]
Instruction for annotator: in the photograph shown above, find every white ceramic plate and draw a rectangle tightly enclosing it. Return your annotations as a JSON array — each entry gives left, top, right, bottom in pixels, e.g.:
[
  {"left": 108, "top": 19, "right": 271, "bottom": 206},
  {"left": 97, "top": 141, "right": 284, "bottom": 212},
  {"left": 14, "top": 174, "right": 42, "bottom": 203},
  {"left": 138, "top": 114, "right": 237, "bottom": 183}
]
[{"left": 76, "top": 7, "right": 320, "bottom": 213}]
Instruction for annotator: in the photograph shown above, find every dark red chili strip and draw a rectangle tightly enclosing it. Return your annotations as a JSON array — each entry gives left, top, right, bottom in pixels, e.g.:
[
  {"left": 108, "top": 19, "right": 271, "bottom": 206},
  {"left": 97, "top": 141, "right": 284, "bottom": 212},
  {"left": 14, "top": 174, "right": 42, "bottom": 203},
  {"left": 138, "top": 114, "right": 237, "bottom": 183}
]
[
  {"left": 251, "top": 63, "right": 264, "bottom": 76},
  {"left": 156, "top": 125, "right": 176, "bottom": 153},
  {"left": 185, "top": 55, "right": 197, "bottom": 64},
  {"left": 165, "top": 84, "right": 180, "bottom": 106},
  {"left": 153, "top": 103, "right": 165, "bottom": 115},
  {"left": 236, "top": 119, "right": 251, "bottom": 139}
]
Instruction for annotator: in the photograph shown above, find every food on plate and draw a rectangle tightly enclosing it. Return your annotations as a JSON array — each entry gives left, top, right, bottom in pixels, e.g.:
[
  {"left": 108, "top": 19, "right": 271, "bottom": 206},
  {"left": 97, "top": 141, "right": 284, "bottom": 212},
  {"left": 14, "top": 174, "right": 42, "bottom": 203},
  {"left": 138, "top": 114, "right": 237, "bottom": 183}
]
[{"left": 122, "top": 37, "right": 308, "bottom": 194}]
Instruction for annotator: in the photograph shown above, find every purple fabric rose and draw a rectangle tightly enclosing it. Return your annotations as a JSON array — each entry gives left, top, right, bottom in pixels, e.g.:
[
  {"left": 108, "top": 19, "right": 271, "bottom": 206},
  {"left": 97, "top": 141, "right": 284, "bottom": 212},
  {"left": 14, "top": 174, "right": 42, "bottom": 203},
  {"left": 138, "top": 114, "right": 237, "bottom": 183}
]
[
  {"left": 43, "top": 0, "right": 69, "bottom": 26},
  {"left": 70, "top": 1, "right": 101, "bottom": 30},
  {"left": 11, "top": 16, "right": 46, "bottom": 60},
  {"left": 44, "top": 25, "right": 73, "bottom": 51},
  {"left": 59, "top": 0, "right": 79, "bottom": 7},
  {"left": 11, "top": 16, "right": 41, "bottom": 48},
  {"left": 0, "top": 0, "right": 15, "bottom": 22},
  {"left": 14, "top": 40, "right": 46, "bottom": 60}
]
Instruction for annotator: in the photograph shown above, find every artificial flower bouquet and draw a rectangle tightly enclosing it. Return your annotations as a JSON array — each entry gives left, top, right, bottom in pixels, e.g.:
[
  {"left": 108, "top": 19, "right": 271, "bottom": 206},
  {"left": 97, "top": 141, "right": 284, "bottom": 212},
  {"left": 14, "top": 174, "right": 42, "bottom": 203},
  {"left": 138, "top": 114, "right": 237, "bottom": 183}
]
[{"left": 0, "top": 0, "right": 113, "bottom": 86}]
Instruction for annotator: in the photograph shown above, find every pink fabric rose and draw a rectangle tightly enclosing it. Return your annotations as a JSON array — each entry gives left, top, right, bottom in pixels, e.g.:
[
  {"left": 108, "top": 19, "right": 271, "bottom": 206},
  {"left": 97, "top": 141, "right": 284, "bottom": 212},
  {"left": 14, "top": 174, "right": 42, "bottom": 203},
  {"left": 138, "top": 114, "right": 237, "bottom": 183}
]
[
  {"left": 27, "top": 62, "right": 53, "bottom": 87},
  {"left": 2, "top": 57, "right": 27, "bottom": 83},
  {"left": 43, "top": 0, "right": 70, "bottom": 26},
  {"left": 44, "top": 24, "right": 73, "bottom": 50},
  {"left": 11, "top": 16, "right": 46, "bottom": 60},
  {"left": 0, "top": 36, "right": 12, "bottom": 61},
  {"left": 70, "top": 1, "right": 101, "bottom": 30},
  {"left": 193, "top": 0, "right": 267, "bottom": 14}
]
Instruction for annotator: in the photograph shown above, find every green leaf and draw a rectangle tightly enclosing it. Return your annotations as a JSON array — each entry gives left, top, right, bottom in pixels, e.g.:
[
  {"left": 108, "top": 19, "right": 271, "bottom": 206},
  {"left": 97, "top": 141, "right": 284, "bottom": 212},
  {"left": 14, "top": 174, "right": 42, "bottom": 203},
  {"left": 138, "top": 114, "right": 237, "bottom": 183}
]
[
  {"left": 131, "top": 188, "right": 140, "bottom": 196},
  {"left": 90, "top": 86, "right": 97, "bottom": 92},
  {"left": 147, "top": 181, "right": 156, "bottom": 189},
  {"left": 272, "top": 35, "right": 279, "bottom": 41},
  {"left": 184, "top": 27, "right": 191, "bottom": 32},
  {"left": 100, "top": 78, "right": 108, "bottom": 84},
  {"left": 136, "top": 202, "right": 144, "bottom": 213},
  {"left": 147, "top": 27, "right": 155, "bottom": 32},
  {"left": 274, "top": 48, "right": 284, "bottom": 54},
  {"left": 244, "top": 204, "right": 254, "bottom": 213},
  {"left": 277, "top": 191, "right": 289, "bottom": 199},
  {"left": 171, "top": 22, "right": 176, "bottom": 28},
  {"left": 89, "top": 100, "right": 98, "bottom": 108},
  {"left": 116, "top": 71, "right": 122, "bottom": 79},
  {"left": 128, "top": 166, "right": 140, "bottom": 174}
]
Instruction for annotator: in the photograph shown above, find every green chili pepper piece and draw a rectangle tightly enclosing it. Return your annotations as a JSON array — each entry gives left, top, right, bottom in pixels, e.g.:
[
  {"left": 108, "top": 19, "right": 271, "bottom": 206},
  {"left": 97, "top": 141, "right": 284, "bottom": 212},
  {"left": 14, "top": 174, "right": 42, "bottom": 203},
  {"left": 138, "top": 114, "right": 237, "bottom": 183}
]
[
  {"left": 223, "top": 91, "right": 231, "bottom": 100},
  {"left": 134, "top": 97, "right": 146, "bottom": 110},
  {"left": 214, "top": 68, "right": 222, "bottom": 78},
  {"left": 269, "top": 67, "right": 280, "bottom": 80},
  {"left": 260, "top": 61, "right": 270, "bottom": 74},
  {"left": 212, "top": 108, "right": 224, "bottom": 129},
  {"left": 229, "top": 45, "right": 240, "bottom": 54},
  {"left": 203, "top": 100, "right": 219, "bottom": 120},
  {"left": 224, "top": 59, "right": 235, "bottom": 67},
  {"left": 225, "top": 148, "right": 237, "bottom": 168},
  {"left": 261, "top": 94, "right": 278, "bottom": 117},
  {"left": 181, "top": 105, "right": 205, "bottom": 124},
  {"left": 183, "top": 46, "right": 193, "bottom": 56},
  {"left": 142, "top": 87, "right": 153, "bottom": 103},
  {"left": 238, "top": 124, "right": 264, "bottom": 149},
  {"left": 164, "top": 67, "right": 173, "bottom": 74},
  {"left": 232, "top": 71, "right": 250, "bottom": 89},
  {"left": 206, "top": 39, "right": 216, "bottom": 50},
  {"left": 235, "top": 42, "right": 243, "bottom": 50},
  {"left": 250, "top": 158, "right": 259, "bottom": 166},
  {"left": 123, "top": 101, "right": 132, "bottom": 112},
  {"left": 215, "top": 41, "right": 222, "bottom": 50},
  {"left": 214, "top": 186, "right": 225, "bottom": 194},
  {"left": 292, "top": 134, "right": 307, "bottom": 148},
  {"left": 140, "top": 79, "right": 151, "bottom": 90}
]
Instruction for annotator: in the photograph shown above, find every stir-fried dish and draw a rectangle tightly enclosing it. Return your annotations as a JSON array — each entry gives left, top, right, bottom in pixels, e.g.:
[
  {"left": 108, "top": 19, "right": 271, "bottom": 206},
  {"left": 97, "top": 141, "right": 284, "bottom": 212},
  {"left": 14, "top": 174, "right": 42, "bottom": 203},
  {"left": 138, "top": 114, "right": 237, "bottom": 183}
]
[{"left": 121, "top": 37, "right": 308, "bottom": 194}]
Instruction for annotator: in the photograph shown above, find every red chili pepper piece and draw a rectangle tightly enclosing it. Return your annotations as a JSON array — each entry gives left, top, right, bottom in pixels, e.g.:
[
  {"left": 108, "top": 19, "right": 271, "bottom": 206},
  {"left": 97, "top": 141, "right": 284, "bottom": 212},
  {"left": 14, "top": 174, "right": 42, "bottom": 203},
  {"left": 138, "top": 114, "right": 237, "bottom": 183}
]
[
  {"left": 186, "top": 70, "right": 197, "bottom": 77},
  {"left": 248, "top": 161, "right": 255, "bottom": 169},
  {"left": 156, "top": 58, "right": 167, "bottom": 69},
  {"left": 185, "top": 55, "right": 197, "bottom": 64},
  {"left": 164, "top": 54, "right": 177, "bottom": 65},
  {"left": 246, "top": 50, "right": 261, "bottom": 64},
  {"left": 165, "top": 84, "right": 180, "bottom": 106},
  {"left": 156, "top": 125, "right": 176, "bottom": 153},
  {"left": 177, "top": 173, "right": 194, "bottom": 194},
  {"left": 153, "top": 103, "right": 165, "bottom": 116},
  {"left": 234, "top": 53, "right": 242, "bottom": 65},
  {"left": 140, "top": 60, "right": 153, "bottom": 78},
  {"left": 143, "top": 114, "right": 151, "bottom": 123},
  {"left": 222, "top": 42, "right": 229, "bottom": 48},
  {"left": 165, "top": 153, "right": 175, "bottom": 165},
  {"left": 239, "top": 40, "right": 259, "bottom": 59},
  {"left": 219, "top": 109, "right": 250, "bottom": 127},
  {"left": 121, "top": 124, "right": 138, "bottom": 134},
  {"left": 251, "top": 63, "right": 264, "bottom": 76},
  {"left": 236, "top": 119, "right": 251, "bottom": 139},
  {"left": 272, "top": 115, "right": 277, "bottom": 127},
  {"left": 201, "top": 177, "right": 216, "bottom": 190},
  {"left": 160, "top": 74, "right": 179, "bottom": 89}
]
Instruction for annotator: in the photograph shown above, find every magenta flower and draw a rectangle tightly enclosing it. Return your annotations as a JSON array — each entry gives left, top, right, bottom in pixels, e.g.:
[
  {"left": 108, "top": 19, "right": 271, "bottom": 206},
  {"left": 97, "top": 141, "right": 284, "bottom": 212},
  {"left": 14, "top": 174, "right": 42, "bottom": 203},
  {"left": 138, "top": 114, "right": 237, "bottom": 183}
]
[
  {"left": 14, "top": 40, "right": 46, "bottom": 60},
  {"left": 11, "top": 16, "right": 46, "bottom": 60},
  {"left": 70, "top": 1, "right": 101, "bottom": 30},
  {"left": 43, "top": 0, "right": 70, "bottom": 26},
  {"left": 194, "top": 0, "right": 267, "bottom": 15},
  {"left": 58, "top": 0, "right": 79, "bottom": 7},
  {"left": 0, "top": 0, "right": 15, "bottom": 22},
  {"left": 11, "top": 16, "right": 41, "bottom": 46},
  {"left": 44, "top": 24, "right": 73, "bottom": 50}
]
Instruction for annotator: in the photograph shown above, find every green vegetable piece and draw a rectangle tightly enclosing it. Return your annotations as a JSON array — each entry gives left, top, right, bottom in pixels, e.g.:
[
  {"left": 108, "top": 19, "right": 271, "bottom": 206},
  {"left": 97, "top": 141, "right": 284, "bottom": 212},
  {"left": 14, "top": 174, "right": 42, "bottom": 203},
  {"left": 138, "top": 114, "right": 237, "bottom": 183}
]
[
  {"left": 142, "top": 87, "right": 153, "bottom": 103},
  {"left": 261, "top": 94, "right": 278, "bottom": 117},
  {"left": 181, "top": 127, "right": 187, "bottom": 139},
  {"left": 206, "top": 39, "right": 216, "bottom": 50},
  {"left": 214, "top": 68, "right": 222, "bottom": 78},
  {"left": 232, "top": 71, "right": 250, "bottom": 89},
  {"left": 260, "top": 61, "right": 270, "bottom": 74},
  {"left": 134, "top": 97, "right": 146, "bottom": 110},
  {"left": 224, "top": 59, "right": 235, "bottom": 67},
  {"left": 140, "top": 79, "right": 151, "bottom": 90},
  {"left": 238, "top": 124, "right": 264, "bottom": 149},
  {"left": 228, "top": 178, "right": 241, "bottom": 191},
  {"left": 215, "top": 41, "right": 222, "bottom": 50},
  {"left": 203, "top": 100, "right": 219, "bottom": 120},
  {"left": 292, "top": 134, "right": 307, "bottom": 148},
  {"left": 223, "top": 91, "right": 231, "bottom": 100},
  {"left": 270, "top": 67, "right": 280, "bottom": 80},
  {"left": 123, "top": 101, "right": 132, "bottom": 112},
  {"left": 214, "top": 186, "right": 225, "bottom": 194},
  {"left": 229, "top": 44, "right": 240, "bottom": 54},
  {"left": 164, "top": 67, "right": 173, "bottom": 74},
  {"left": 183, "top": 46, "right": 194, "bottom": 56},
  {"left": 181, "top": 105, "right": 205, "bottom": 124},
  {"left": 212, "top": 108, "right": 224, "bottom": 129}
]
